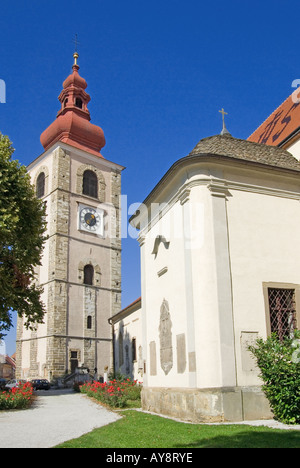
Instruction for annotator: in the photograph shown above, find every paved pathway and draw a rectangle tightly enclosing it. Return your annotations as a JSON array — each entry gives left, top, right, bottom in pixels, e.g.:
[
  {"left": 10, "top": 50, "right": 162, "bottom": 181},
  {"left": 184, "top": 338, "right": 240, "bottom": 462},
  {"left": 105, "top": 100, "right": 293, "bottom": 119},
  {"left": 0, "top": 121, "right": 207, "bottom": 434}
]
[
  {"left": 0, "top": 389, "right": 121, "bottom": 448},
  {"left": 1, "top": 390, "right": 299, "bottom": 448}
]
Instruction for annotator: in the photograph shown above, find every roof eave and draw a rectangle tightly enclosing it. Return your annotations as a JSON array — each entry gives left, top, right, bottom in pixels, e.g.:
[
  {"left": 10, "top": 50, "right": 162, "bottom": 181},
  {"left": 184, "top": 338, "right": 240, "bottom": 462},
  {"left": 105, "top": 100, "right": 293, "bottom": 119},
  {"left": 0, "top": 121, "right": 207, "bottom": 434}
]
[{"left": 129, "top": 152, "right": 300, "bottom": 226}]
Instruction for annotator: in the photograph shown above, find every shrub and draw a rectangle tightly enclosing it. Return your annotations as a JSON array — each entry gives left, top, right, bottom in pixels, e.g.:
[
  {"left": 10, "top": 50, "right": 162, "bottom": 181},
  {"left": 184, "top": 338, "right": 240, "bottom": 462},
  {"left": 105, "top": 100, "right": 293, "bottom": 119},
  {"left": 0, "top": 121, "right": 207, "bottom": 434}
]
[
  {"left": 0, "top": 382, "right": 34, "bottom": 410},
  {"left": 80, "top": 378, "right": 142, "bottom": 409},
  {"left": 249, "top": 331, "right": 300, "bottom": 424}
]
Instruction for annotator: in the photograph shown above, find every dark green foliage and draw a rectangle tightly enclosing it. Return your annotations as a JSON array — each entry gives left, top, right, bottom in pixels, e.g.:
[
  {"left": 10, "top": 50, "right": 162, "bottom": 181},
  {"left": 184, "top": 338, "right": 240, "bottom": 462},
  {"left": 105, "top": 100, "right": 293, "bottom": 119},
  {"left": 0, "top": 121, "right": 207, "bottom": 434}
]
[
  {"left": 249, "top": 330, "right": 300, "bottom": 424},
  {"left": 0, "top": 133, "right": 48, "bottom": 337}
]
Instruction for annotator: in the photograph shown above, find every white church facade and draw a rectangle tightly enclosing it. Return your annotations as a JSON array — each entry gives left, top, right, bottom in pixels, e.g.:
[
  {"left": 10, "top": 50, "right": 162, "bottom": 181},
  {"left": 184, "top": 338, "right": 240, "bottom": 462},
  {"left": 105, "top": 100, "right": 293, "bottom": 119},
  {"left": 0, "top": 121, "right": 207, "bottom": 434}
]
[{"left": 128, "top": 103, "right": 300, "bottom": 422}]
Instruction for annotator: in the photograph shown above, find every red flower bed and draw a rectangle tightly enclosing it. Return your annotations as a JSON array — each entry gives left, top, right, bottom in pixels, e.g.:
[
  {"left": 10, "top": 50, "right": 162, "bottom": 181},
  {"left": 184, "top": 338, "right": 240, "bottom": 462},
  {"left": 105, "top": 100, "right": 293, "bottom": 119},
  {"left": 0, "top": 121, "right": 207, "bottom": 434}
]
[
  {"left": 0, "top": 382, "right": 34, "bottom": 410},
  {"left": 80, "top": 378, "right": 142, "bottom": 408}
]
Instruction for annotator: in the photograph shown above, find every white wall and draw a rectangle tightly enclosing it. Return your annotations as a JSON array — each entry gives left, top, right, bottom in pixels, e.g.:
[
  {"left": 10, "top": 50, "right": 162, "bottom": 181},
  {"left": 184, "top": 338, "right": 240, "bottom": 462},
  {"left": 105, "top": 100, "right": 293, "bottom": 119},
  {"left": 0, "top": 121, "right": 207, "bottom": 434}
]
[
  {"left": 113, "top": 307, "right": 143, "bottom": 381},
  {"left": 227, "top": 182, "right": 300, "bottom": 386},
  {"left": 138, "top": 160, "right": 300, "bottom": 392},
  {"left": 286, "top": 140, "right": 300, "bottom": 160}
]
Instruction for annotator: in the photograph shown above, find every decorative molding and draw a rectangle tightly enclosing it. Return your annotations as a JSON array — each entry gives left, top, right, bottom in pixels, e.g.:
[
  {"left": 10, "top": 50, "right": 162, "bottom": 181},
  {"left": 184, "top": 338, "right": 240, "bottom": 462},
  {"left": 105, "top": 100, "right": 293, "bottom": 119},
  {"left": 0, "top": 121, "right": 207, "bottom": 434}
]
[
  {"left": 157, "top": 266, "right": 168, "bottom": 277},
  {"left": 207, "top": 181, "right": 231, "bottom": 199},
  {"left": 152, "top": 235, "right": 170, "bottom": 259},
  {"left": 178, "top": 187, "right": 191, "bottom": 205},
  {"left": 27, "top": 142, "right": 124, "bottom": 173},
  {"left": 17, "top": 334, "right": 112, "bottom": 343},
  {"left": 137, "top": 174, "right": 300, "bottom": 238},
  {"left": 138, "top": 234, "right": 146, "bottom": 247}
]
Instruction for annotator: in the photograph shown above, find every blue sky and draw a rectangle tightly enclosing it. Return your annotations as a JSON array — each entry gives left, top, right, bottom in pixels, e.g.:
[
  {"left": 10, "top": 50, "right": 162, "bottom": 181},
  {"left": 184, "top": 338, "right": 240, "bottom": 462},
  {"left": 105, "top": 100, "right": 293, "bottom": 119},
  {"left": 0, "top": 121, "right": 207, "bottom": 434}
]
[{"left": 1, "top": 0, "right": 299, "bottom": 355}]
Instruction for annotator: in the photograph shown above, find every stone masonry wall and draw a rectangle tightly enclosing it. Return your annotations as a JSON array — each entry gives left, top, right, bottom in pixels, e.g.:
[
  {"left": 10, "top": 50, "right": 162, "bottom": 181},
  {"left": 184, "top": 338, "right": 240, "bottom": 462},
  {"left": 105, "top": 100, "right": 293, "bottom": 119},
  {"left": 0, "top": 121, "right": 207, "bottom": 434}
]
[
  {"left": 46, "top": 148, "right": 70, "bottom": 377},
  {"left": 110, "top": 169, "right": 122, "bottom": 320},
  {"left": 17, "top": 145, "right": 123, "bottom": 380}
]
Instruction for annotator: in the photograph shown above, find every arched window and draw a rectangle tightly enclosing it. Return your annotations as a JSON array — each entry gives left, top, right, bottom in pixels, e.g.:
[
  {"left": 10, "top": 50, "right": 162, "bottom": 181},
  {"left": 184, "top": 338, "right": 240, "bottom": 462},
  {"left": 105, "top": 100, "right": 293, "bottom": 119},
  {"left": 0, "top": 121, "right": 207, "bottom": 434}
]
[
  {"left": 132, "top": 338, "right": 137, "bottom": 362},
  {"left": 87, "top": 316, "right": 92, "bottom": 329},
  {"left": 119, "top": 331, "right": 124, "bottom": 367},
  {"left": 84, "top": 264, "right": 94, "bottom": 285},
  {"left": 83, "top": 170, "right": 98, "bottom": 198},
  {"left": 75, "top": 97, "right": 83, "bottom": 109},
  {"left": 36, "top": 172, "right": 45, "bottom": 198}
]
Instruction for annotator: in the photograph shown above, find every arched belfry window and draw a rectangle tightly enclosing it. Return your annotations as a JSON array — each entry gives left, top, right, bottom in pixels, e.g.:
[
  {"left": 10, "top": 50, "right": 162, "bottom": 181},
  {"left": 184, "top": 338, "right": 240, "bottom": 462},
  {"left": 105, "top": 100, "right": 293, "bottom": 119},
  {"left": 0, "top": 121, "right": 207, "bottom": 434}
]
[
  {"left": 83, "top": 170, "right": 98, "bottom": 198},
  {"left": 77, "top": 165, "right": 105, "bottom": 203},
  {"left": 84, "top": 264, "right": 94, "bottom": 285},
  {"left": 75, "top": 97, "right": 83, "bottom": 109},
  {"left": 78, "top": 260, "right": 101, "bottom": 286},
  {"left": 36, "top": 172, "right": 45, "bottom": 198}
]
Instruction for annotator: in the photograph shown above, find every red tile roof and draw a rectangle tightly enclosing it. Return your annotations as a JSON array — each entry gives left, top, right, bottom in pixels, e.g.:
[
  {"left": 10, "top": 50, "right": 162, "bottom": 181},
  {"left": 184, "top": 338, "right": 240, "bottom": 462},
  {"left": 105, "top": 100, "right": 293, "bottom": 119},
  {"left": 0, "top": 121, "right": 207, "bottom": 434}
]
[
  {"left": 248, "top": 90, "right": 300, "bottom": 147},
  {"left": 5, "top": 355, "right": 16, "bottom": 368},
  {"left": 121, "top": 297, "right": 141, "bottom": 314}
]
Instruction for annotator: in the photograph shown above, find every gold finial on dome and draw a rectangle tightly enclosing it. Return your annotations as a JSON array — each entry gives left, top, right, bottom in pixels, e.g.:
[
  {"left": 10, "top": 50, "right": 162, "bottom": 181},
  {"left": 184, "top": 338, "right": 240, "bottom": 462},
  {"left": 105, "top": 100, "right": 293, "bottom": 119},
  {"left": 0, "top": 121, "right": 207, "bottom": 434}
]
[{"left": 73, "top": 51, "right": 79, "bottom": 66}]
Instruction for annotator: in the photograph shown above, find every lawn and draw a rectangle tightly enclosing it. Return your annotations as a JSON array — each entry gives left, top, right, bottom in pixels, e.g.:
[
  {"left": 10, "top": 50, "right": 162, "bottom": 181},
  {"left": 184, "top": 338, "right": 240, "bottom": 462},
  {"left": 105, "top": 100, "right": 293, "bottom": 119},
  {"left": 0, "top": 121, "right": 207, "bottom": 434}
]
[{"left": 56, "top": 410, "right": 300, "bottom": 448}]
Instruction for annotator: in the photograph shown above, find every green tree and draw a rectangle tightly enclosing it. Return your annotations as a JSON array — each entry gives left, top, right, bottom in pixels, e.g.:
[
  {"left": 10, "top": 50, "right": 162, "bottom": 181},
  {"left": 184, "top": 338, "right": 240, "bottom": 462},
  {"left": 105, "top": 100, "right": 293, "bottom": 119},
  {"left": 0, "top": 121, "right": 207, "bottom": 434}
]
[{"left": 0, "top": 133, "right": 47, "bottom": 338}]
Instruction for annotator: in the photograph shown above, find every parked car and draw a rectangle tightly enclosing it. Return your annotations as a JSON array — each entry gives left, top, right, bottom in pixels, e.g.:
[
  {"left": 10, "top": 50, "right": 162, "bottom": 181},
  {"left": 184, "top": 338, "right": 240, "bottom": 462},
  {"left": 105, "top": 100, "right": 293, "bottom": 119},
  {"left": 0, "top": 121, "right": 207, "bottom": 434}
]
[
  {"left": 31, "top": 379, "right": 51, "bottom": 390},
  {"left": 0, "top": 378, "right": 8, "bottom": 390},
  {"left": 5, "top": 379, "right": 27, "bottom": 390}
]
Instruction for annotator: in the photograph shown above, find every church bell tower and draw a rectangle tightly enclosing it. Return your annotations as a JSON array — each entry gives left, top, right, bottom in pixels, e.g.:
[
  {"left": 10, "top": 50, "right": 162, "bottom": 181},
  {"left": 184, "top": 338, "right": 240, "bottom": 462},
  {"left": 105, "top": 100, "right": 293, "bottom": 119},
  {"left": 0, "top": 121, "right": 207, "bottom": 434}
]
[{"left": 16, "top": 53, "right": 124, "bottom": 381}]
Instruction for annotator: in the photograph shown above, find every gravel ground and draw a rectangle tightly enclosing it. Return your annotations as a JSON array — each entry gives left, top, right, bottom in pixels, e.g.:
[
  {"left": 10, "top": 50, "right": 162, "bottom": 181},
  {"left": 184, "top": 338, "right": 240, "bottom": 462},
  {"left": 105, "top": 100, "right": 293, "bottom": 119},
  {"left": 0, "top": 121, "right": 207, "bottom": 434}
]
[
  {"left": 0, "top": 388, "right": 121, "bottom": 448},
  {"left": 208, "top": 419, "right": 300, "bottom": 430}
]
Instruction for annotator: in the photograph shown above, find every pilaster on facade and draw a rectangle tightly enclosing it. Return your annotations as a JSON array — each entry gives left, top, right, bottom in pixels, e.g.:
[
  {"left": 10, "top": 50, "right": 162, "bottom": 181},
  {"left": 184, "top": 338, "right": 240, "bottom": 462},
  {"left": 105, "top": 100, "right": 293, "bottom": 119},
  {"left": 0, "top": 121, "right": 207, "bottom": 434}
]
[{"left": 209, "top": 182, "right": 237, "bottom": 388}]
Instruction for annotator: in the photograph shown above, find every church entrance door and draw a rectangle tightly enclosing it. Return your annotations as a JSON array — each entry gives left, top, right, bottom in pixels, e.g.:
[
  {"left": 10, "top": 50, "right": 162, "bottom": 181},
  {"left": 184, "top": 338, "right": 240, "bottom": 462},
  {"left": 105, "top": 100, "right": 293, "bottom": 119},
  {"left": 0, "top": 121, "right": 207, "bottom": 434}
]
[{"left": 70, "top": 351, "right": 79, "bottom": 374}]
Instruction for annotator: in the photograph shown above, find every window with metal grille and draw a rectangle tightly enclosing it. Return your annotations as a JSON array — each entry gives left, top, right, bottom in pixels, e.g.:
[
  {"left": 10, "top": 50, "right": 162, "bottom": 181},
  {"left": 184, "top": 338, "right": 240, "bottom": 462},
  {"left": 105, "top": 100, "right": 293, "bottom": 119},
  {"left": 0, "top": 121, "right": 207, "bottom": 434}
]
[
  {"left": 83, "top": 170, "right": 98, "bottom": 198},
  {"left": 36, "top": 172, "right": 45, "bottom": 198},
  {"left": 268, "top": 288, "right": 297, "bottom": 341}
]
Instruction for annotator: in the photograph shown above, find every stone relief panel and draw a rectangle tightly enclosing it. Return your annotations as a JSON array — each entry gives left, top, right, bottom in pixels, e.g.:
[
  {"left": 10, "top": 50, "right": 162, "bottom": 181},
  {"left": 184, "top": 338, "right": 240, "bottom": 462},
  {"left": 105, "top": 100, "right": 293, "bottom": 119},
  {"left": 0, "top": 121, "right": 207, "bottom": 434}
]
[{"left": 159, "top": 299, "right": 173, "bottom": 375}]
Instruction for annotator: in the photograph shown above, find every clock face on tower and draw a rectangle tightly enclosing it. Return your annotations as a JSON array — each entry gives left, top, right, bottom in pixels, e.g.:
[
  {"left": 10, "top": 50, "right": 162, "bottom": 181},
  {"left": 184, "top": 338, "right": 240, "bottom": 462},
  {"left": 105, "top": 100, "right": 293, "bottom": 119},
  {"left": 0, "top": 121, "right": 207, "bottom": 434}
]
[{"left": 78, "top": 204, "right": 104, "bottom": 236}]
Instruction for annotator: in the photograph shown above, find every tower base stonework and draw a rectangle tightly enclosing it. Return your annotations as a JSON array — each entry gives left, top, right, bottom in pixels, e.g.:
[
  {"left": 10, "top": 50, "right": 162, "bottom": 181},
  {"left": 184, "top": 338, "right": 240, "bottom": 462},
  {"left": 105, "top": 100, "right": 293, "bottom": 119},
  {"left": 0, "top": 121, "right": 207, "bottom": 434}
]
[{"left": 47, "top": 336, "right": 67, "bottom": 379}]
